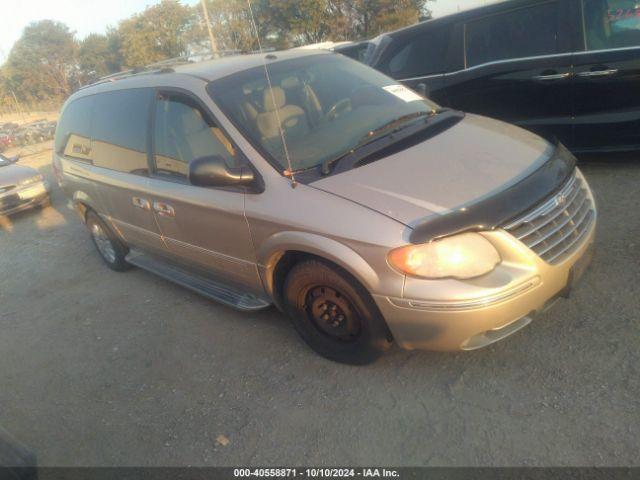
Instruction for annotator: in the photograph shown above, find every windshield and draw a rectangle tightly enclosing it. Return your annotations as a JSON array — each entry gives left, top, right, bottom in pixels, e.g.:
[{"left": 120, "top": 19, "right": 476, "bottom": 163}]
[
  {"left": 208, "top": 54, "right": 439, "bottom": 172},
  {"left": 0, "top": 155, "right": 9, "bottom": 167}
]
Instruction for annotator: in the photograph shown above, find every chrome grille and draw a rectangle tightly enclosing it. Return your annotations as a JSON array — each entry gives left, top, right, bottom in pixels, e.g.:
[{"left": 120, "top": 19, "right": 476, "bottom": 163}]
[{"left": 503, "top": 170, "right": 595, "bottom": 264}]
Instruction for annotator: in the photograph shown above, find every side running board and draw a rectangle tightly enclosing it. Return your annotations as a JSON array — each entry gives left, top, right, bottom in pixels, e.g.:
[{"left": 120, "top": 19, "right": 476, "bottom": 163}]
[{"left": 125, "top": 250, "right": 271, "bottom": 312}]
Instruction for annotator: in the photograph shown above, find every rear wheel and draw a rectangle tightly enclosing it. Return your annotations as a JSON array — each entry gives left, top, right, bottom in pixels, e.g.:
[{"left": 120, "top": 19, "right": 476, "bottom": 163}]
[
  {"left": 86, "top": 211, "right": 130, "bottom": 271},
  {"left": 283, "top": 259, "right": 392, "bottom": 365}
]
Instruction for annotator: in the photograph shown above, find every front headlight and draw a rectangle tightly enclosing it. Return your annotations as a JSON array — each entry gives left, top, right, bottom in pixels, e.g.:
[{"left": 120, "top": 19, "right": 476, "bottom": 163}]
[
  {"left": 388, "top": 232, "right": 501, "bottom": 280},
  {"left": 19, "top": 174, "right": 43, "bottom": 186}
]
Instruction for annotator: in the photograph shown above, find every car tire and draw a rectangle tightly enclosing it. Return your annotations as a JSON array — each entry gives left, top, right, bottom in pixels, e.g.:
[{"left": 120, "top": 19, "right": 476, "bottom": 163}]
[
  {"left": 283, "top": 259, "right": 392, "bottom": 365},
  {"left": 86, "top": 211, "right": 131, "bottom": 272}
]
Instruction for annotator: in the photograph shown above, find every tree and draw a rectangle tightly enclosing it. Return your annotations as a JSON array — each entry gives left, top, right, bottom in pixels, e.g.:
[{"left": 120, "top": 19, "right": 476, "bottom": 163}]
[
  {"left": 2, "top": 20, "right": 78, "bottom": 102},
  {"left": 0, "top": 0, "right": 432, "bottom": 108},
  {"left": 78, "top": 30, "right": 123, "bottom": 81},
  {"left": 338, "top": 0, "right": 428, "bottom": 39},
  {"left": 271, "top": 0, "right": 338, "bottom": 45},
  {"left": 191, "top": 0, "right": 277, "bottom": 54},
  {"left": 117, "top": 0, "right": 194, "bottom": 67}
]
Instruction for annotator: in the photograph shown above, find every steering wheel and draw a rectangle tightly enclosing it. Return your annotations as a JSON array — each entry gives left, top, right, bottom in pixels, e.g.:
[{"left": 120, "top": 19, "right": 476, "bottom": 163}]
[{"left": 324, "top": 98, "right": 352, "bottom": 122}]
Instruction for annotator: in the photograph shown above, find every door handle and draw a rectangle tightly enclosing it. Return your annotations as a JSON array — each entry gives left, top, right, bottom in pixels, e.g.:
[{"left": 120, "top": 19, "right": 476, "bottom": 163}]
[
  {"left": 153, "top": 201, "right": 175, "bottom": 217},
  {"left": 131, "top": 197, "right": 151, "bottom": 210},
  {"left": 532, "top": 72, "right": 571, "bottom": 81},
  {"left": 577, "top": 69, "right": 618, "bottom": 78}
]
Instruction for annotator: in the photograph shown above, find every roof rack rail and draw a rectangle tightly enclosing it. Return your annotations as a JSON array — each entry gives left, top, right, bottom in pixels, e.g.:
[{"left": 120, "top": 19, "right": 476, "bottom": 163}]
[
  {"left": 96, "top": 69, "right": 137, "bottom": 81},
  {"left": 143, "top": 56, "right": 192, "bottom": 69},
  {"left": 79, "top": 56, "right": 193, "bottom": 90},
  {"left": 77, "top": 48, "right": 275, "bottom": 91}
]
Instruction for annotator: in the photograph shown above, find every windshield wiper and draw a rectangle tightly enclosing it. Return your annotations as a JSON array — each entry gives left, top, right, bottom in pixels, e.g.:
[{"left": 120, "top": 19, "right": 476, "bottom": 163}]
[
  {"left": 320, "top": 109, "right": 445, "bottom": 176},
  {"left": 360, "top": 110, "right": 435, "bottom": 143}
]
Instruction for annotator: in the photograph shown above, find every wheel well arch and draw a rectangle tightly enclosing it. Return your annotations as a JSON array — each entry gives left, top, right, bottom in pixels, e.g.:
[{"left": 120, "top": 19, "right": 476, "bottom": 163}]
[
  {"left": 257, "top": 232, "right": 382, "bottom": 306},
  {"left": 71, "top": 191, "right": 98, "bottom": 223},
  {"left": 76, "top": 201, "right": 91, "bottom": 222},
  {"left": 268, "top": 250, "right": 394, "bottom": 342},
  {"left": 269, "top": 250, "right": 314, "bottom": 310},
  {"left": 267, "top": 249, "right": 375, "bottom": 311}
]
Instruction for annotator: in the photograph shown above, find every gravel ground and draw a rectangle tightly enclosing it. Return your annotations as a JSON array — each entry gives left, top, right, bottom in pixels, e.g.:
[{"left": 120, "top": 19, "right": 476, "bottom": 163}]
[{"left": 0, "top": 149, "right": 638, "bottom": 467}]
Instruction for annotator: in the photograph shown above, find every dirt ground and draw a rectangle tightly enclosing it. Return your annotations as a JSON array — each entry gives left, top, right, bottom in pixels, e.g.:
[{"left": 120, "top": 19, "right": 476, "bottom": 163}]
[{"left": 0, "top": 148, "right": 638, "bottom": 466}]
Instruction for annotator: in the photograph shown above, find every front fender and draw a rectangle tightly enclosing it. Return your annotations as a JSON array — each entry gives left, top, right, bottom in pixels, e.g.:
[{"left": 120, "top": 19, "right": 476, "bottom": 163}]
[{"left": 257, "top": 231, "right": 383, "bottom": 298}]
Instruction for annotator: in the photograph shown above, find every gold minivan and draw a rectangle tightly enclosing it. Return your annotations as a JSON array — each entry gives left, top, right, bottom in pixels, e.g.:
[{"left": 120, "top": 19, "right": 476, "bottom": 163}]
[{"left": 54, "top": 50, "right": 596, "bottom": 364}]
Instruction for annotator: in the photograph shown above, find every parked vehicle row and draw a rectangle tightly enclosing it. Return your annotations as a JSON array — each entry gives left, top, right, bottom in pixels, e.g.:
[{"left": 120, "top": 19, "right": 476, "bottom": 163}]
[
  {"left": 54, "top": 49, "right": 596, "bottom": 364},
  {"left": 360, "top": 0, "right": 640, "bottom": 154},
  {"left": 0, "top": 131, "right": 15, "bottom": 152},
  {"left": 0, "top": 120, "right": 57, "bottom": 151}
]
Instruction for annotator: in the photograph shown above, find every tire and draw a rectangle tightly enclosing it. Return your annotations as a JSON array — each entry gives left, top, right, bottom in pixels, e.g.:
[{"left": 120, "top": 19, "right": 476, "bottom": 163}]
[
  {"left": 86, "top": 211, "right": 131, "bottom": 271},
  {"left": 283, "top": 259, "right": 392, "bottom": 365}
]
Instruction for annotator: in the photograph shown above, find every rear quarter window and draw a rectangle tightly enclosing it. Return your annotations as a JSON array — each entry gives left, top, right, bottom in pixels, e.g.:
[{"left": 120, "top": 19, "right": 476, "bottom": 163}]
[{"left": 54, "top": 96, "right": 93, "bottom": 161}]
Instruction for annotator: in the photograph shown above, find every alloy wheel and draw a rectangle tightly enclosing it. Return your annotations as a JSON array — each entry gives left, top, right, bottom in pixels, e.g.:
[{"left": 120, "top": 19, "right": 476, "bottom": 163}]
[{"left": 91, "top": 223, "right": 117, "bottom": 264}]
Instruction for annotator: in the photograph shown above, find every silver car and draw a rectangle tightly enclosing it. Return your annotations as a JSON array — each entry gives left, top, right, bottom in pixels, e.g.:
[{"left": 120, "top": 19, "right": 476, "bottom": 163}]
[
  {"left": 0, "top": 154, "right": 50, "bottom": 216},
  {"left": 54, "top": 50, "right": 596, "bottom": 364}
]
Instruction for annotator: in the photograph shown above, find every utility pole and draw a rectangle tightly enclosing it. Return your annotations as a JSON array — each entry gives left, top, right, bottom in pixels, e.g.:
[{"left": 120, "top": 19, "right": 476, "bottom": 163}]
[{"left": 200, "top": 0, "right": 219, "bottom": 58}]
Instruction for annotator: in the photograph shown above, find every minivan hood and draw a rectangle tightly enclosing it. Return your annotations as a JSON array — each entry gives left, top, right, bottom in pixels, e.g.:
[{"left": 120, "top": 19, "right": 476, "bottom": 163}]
[
  {"left": 0, "top": 163, "right": 38, "bottom": 187},
  {"left": 310, "top": 114, "right": 553, "bottom": 228}
]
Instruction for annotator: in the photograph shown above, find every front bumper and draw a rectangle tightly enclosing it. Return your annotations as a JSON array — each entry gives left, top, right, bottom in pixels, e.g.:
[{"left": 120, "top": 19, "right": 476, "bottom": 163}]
[
  {"left": 0, "top": 181, "right": 50, "bottom": 216},
  {"left": 373, "top": 197, "right": 597, "bottom": 352}
]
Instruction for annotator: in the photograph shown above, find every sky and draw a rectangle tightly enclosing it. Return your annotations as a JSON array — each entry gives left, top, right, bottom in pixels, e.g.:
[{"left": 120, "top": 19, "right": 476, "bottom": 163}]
[
  {"left": 0, "top": 0, "right": 199, "bottom": 62},
  {"left": 0, "top": 0, "right": 499, "bottom": 63},
  {"left": 430, "top": 0, "right": 502, "bottom": 17}
]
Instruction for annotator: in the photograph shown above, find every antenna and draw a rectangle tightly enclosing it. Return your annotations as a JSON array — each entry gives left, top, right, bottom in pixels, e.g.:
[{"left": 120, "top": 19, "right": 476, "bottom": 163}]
[{"left": 246, "top": 0, "right": 297, "bottom": 188}]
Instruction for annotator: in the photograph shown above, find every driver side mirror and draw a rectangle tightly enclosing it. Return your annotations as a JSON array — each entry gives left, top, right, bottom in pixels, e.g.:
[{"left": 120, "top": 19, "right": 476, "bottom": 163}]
[
  {"left": 189, "top": 155, "right": 256, "bottom": 189},
  {"left": 8, "top": 154, "right": 20, "bottom": 164}
]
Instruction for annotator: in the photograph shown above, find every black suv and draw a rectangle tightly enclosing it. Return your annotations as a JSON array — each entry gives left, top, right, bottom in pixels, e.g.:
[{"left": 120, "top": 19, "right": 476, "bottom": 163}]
[{"left": 365, "top": 0, "right": 640, "bottom": 154}]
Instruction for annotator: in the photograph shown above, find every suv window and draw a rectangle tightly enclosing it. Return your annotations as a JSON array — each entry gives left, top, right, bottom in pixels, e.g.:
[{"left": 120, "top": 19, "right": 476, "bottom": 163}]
[
  {"left": 54, "top": 96, "right": 93, "bottom": 161},
  {"left": 465, "top": 2, "right": 561, "bottom": 67},
  {"left": 152, "top": 92, "right": 237, "bottom": 180},
  {"left": 336, "top": 42, "right": 371, "bottom": 62},
  {"left": 583, "top": 0, "right": 640, "bottom": 50},
  {"left": 382, "top": 26, "right": 451, "bottom": 78},
  {"left": 92, "top": 88, "right": 152, "bottom": 174}
]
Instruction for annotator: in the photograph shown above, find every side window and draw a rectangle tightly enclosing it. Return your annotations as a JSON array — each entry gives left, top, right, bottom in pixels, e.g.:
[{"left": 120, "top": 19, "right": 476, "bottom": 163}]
[
  {"left": 337, "top": 42, "right": 371, "bottom": 63},
  {"left": 383, "top": 26, "right": 451, "bottom": 78},
  {"left": 54, "top": 96, "right": 93, "bottom": 162},
  {"left": 583, "top": 0, "right": 640, "bottom": 50},
  {"left": 91, "top": 88, "right": 152, "bottom": 174},
  {"left": 466, "top": 2, "right": 562, "bottom": 67},
  {"left": 152, "top": 92, "right": 237, "bottom": 180}
]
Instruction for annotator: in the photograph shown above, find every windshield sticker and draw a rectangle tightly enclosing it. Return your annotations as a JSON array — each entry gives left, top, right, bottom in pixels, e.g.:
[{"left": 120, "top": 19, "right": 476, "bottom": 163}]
[{"left": 383, "top": 84, "right": 423, "bottom": 103}]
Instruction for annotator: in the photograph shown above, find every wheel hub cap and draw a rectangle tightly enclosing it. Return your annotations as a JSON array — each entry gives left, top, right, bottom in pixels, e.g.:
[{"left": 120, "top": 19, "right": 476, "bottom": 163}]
[{"left": 306, "top": 286, "right": 360, "bottom": 341}]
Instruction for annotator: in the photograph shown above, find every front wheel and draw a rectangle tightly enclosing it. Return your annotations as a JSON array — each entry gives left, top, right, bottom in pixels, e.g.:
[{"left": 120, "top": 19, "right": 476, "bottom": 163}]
[
  {"left": 86, "top": 211, "right": 131, "bottom": 271},
  {"left": 283, "top": 259, "right": 392, "bottom": 365}
]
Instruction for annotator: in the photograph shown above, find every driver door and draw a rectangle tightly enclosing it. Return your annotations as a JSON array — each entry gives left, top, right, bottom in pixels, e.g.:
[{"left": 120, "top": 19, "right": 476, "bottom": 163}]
[{"left": 146, "top": 90, "right": 263, "bottom": 294}]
